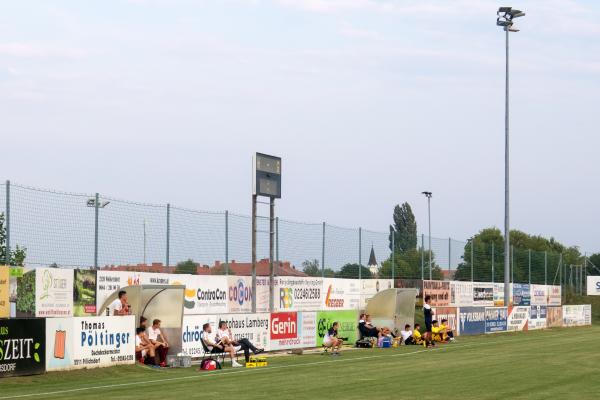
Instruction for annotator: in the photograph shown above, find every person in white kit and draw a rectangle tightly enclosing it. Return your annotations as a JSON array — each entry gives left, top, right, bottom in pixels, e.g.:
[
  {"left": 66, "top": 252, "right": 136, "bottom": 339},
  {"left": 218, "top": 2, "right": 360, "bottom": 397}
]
[
  {"left": 147, "top": 319, "right": 169, "bottom": 367},
  {"left": 400, "top": 324, "right": 415, "bottom": 345},
  {"left": 216, "top": 321, "right": 263, "bottom": 362},
  {"left": 109, "top": 290, "right": 130, "bottom": 316}
]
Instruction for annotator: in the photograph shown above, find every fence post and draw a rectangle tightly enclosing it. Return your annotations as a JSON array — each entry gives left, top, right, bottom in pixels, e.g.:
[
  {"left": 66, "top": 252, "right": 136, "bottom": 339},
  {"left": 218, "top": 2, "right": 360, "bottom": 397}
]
[
  {"left": 470, "top": 238, "right": 474, "bottom": 282},
  {"left": 491, "top": 242, "right": 495, "bottom": 284},
  {"left": 544, "top": 251, "right": 547, "bottom": 285},
  {"left": 275, "top": 216, "right": 279, "bottom": 276},
  {"left": 4, "top": 180, "right": 10, "bottom": 266},
  {"left": 448, "top": 237, "right": 451, "bottom": 272},
  {"left": 321, "top": 222, "right": 325, "bottom": 278},
  {"left": 94, "top": 193, "right": 99, "bottom": 269},
  {"left": 421, "top": 234, "right": 425, "bottom": 280},
  {"left": 166, "top": 203, "right": 170, "bottom": 268},
  {"left": 391, "top": 233, "right": 395, "bottom": 281},
  {"left": 225, "top": 210, "right": 229, "bottom": 275},
  {"left": 528, "top": 249, "right": 531, "bottom": 284},
  {"left": 511, "top": 245, "right": 514, "bottom": 283},
  {"left": 559, "top": 253, "right": 563, "bottom": 303},
  {"left": 358, "top": 227, "right": 362, "bottom": 280}
]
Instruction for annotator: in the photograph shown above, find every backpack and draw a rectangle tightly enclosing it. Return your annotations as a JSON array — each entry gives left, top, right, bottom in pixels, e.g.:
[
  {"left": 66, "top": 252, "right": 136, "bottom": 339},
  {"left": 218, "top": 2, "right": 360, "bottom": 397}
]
[{"left": 200, "top": 359, "right": 221, "bottom": 371}]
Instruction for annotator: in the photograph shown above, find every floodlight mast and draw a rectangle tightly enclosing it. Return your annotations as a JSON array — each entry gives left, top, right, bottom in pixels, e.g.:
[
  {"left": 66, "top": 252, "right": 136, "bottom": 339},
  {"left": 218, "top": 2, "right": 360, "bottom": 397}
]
[{"left": 496, "top": 7, "right": 525, "bottom": 307}]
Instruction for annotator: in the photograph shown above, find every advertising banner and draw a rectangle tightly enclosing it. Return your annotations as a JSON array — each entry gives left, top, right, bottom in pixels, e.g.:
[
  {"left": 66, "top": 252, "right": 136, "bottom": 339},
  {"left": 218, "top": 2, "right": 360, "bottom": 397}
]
[
  {"left": 45, "top": 317, "right": 74, "bottom": 371},
  {"left": 35, "top": 268, "right": 74, "bottom": 318},
  {"left": 493, "top": 283, "right": 512, "bottom": 306},
  {"left": 450, "top": 281, "right": 473, "bottom": 307},
  {"left": 423, "top": 280, "right": 450, "bottom": 306},
  {"left": 256, "top": 277, "right": 270, "bottom": 313},
  {"left": 274, "top": 277, "right": 322, "bottom": 311},
  {"left": 360, "top": 279, "right": 393, "bottom": 308},
  {"left": 322, "top": 278, "right": 360, "bottom": 310},
  {"left": 513, "top": 283, "right": 531, "bottom": 306},
  {"left": 562, "top": 304, "right": 592, "bottom": 327},
  {"left": 546, "top": 285, "right": 561, "bottom": 306},
  {"left": 458, "top": 307, "right": 486, "bottom": 335},
  {"left": 0, "top": 266, "right": 8, "bottom": 318},
  {"left": 586, "top": 276, "right": 600, "bottom": 296},
  {"left": 71, "top": 315, "right": 135, "bottom": 369},
  {"left": 546, "top": 306, "right": 562, "bottom": 328},
  {"left": 270, "top": 311, "right": 317, "bottom": 350},
  {"left": 485, "top": 307, "right": 508, "bottom": 333},
  {"left": 395, "top": 279, "right": 423, "bottom": 305},
  {"left": 227, "top": 276, "right": 253, "bottom": 313},
  {"left": 473, "top": 282, "right": 494, "bottom": 307},
  {"left": 530, "top": 285, "right": 547, "bottom": 306},
  {"left": 0, "top": 318, "right": 46, "bottom": 377},
  {"left": 217, "top": 313, "right": 270, "bottom": 352},
  {"left": 74, "top": 269, "right": 97, "bottom": 317},
  {"left": 181, "top": 315, "right": 218, "bottom": 357},
  {"left": 528, "top": 305, "right": 547, "bottom": 330},
  {"left": 96, "top": 271, "right": 131, "bottom": 313},
  {"left": 507, "top": 306, "right": 529, "bottom": 331},
  {"left": 432, "top": 307, "right": 459, "bottom": 334},
  {"left": 176, "top": 275, "right": 228, "bottom": 315},
  {"left": 316, "top": 310, "right": 359, "bottom": 347}
]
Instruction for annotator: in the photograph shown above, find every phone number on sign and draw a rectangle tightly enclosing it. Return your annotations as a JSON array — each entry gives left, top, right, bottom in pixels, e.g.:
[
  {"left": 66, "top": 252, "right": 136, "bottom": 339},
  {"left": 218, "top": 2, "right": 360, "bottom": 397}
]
[{"left": 294, "top": 288, "right": 320, "bottom": 300}]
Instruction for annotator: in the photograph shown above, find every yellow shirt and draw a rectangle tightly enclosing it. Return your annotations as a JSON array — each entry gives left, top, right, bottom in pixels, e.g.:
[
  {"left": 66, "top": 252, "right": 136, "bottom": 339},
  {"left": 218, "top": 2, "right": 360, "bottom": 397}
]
[
  {"left": 431, "top": 326, "right": 442, "bottom": 334},
  {"left": 440, "top": 323, "right": 450, "bottom": 331},
  {"left": 413, "top": 329, "right": 422, "bottom": 339}
]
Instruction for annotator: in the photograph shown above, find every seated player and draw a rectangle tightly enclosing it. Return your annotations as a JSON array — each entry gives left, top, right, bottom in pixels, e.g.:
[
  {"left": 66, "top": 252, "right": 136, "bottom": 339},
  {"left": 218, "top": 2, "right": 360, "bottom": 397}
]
[
  {"left": 323, "top": 321, "right": 344, "bottom": 355},
  {"left": 201, "top": 323, "right": 243, "bottom": 368},
  {"left": 440, "top": 319, "right": 455, "bottom": 342},
  {"left": 216, "top": 321, "right": 264, "bottom": 362},
  {"left": 147, "top": 319, "right": 169, "bottom": 367},
  {"left": 412, "top": 324, "right": 424, "bottom": 346},
  {"left": 431, "top": 320, "right": 448, "bottom": 343},
  {"left": 358, "top": 314, "right": 379, "bottom": 338},
  {"left": 400, "top": 324, "right": 414, "bottom": 345},
  {"left": 135, "top": 328, "right": 156, "bottom": 365}
]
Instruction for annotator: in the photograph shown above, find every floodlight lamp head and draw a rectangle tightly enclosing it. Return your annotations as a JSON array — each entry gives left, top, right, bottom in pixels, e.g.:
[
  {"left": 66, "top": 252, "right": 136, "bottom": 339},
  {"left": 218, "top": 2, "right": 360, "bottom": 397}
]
[
  {"left": 507, "top": 25, "right": 520, "bottom": 32},
  {"left": 498, "top": 6, "right": 512, "bottom": 13},
  {"left": 510, "top": 9, "right": 525, "bottom": 18},
  {"left": 421, "top": 191, "right": 432, "bottom": 198}
]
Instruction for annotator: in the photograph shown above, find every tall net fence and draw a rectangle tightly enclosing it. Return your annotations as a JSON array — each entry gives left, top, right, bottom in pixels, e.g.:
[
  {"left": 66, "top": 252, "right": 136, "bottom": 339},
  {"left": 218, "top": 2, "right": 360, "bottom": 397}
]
[{"left": 0, "top": 181, "right": 594, "bottom": 287}]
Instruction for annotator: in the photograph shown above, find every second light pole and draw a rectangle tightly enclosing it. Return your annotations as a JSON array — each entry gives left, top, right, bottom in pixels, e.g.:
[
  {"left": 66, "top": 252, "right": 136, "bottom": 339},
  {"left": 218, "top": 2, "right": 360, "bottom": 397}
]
[{"left": 422, "top": 191, "right": 433, "bottom": 280}]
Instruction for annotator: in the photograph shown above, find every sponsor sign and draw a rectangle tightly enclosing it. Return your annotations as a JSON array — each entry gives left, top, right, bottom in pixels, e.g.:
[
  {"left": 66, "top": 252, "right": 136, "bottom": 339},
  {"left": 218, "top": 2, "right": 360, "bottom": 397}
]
[
  {"left": 586, "top": 276, "right": 600, "bottom": 296},
  {"left": 360, "top": 279, "right": 393, "bottom": 308},
  {"left": 485, "top": 307, "right": 508, "bottom": 333},
  {"left": 35, "top": 268, "right": 74, "bottom": 317},
  {"left": 227, "top": 276, "right": 253, "bottom": 313},
  {"left": 0, "top": 266, "right": 8, "bottom": 318},
  {"left": 322, "top": 278, "right": 360, "bottom": 310},
  {"left": 71, "top": 316, "right": 135, "bottom": 369},
  {"left": 45, "top": 317, "right": 74, "bottom": 371},
  {"left": 269, "top": 311, "right": 317, "bottom": 350},
  {"left": 432, "top": 307, "right": 458, "bottom": 334},
  {"left": 96, "top": 271, "right": 131, "bottom": 313},
  {"left": 450, "top": 281, "right": 473, "bottom": 307},
  {"left": 493, "top": 283, "right": 512, "bottom": 306},
  {"left": 458, "top": 307, "right": 486, "bottom": 335},
  {"left": 316, "top": 310, "right": 358, "bottom": 347},
  {"left": 546, "top": 306, "right": 562, "bottom": 328},
  {"left": 218, "top": 313, "right": 270, "bottom": 352},
  {"left": 507, "top": 306, "right": 529, "bottom": 331},
  {"left": 547, "top": 285, "right": 561, "bottom": 306},
  {"left": 181, "top": 315, "right": 218, "bottom": 357},
  {"left": 0, "top": 318, "right": 46, "bottom": 377},
  {"left": 274, "top": 277, "right": 322, "bottom": 311},
  {"left": 395, "top": 279, "right": 423, "bottom": 305},
  {"left": 530, "top": 285, "right": 547, "bottom": 306},
  {"left": 255, "top": 277, "right": 270, "bottom": 313},
  {"left": 528, "top": 305, "right": 547, "bottom": 330},
  {"left": 74, "top": 269, "right": 97, "bottom": 316},
  {"left": 562, "top": 304, "right": 592, "bottom": 327},
  {"left": 513, "top": 283, "right": 531, "bottom": 306},
  {"left": 175, "top": 275, "right": 228, "bottom": 315},
  {"left": 473, "top": 282, "right": 494, "bottom": 307},
  {"left": 423, "top": 280, "right": 450, "bottom": 306}
]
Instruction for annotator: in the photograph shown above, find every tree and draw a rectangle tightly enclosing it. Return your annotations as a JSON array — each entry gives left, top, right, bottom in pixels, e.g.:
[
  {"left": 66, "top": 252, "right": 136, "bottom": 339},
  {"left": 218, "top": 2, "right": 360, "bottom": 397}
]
[
  {"left": 388, "top": 203, "right": 417, "bottom": 252},
  {"left": 302, "top": 259, "right": 320, "bottom": 277},
  {"left": 588, "top": 253, "right": 600, "bottom": 274},
  {"left": 0, "top": 212, "right": 26, "bottom": 266},
  {"left": 335, "top": 263, "right": 372, "bottom": 279},
  {"left": 175, "top": 259, "right": 198, "bottom": 275},
  {"left": 379, "top": 247, "right": 443, "bottom": 280}
]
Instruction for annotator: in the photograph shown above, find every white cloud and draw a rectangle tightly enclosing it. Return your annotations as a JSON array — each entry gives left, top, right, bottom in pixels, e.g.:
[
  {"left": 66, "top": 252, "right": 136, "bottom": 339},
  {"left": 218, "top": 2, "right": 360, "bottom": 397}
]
[{"left": 0, "top": 42, "right": 87, "bottom": 59}]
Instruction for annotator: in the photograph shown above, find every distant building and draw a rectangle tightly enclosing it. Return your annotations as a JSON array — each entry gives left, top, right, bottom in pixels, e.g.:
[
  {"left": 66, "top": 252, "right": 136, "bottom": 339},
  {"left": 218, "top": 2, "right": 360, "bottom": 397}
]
[{"left": 367, "top": 246, "right": 379, "bottom": 277}]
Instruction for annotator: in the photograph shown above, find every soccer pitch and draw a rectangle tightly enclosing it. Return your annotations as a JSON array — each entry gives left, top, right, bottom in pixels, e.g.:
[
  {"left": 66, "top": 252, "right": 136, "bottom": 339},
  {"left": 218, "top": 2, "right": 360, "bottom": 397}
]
[{"left": 1, "top": 327, "right": 598, "bottom": 400}]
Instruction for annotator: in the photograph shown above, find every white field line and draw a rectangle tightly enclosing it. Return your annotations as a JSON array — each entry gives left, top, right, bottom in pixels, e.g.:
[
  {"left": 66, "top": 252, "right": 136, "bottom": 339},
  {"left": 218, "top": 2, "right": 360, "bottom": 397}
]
[{"left": 0, "top": 328, "right": 592, "bottom": 400}]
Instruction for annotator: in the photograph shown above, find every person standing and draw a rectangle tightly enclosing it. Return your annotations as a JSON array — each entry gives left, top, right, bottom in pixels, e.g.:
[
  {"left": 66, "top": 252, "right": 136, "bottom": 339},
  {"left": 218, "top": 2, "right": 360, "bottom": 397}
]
[{"left": 423, "top": 295, "right": 435, "bottom": 348}]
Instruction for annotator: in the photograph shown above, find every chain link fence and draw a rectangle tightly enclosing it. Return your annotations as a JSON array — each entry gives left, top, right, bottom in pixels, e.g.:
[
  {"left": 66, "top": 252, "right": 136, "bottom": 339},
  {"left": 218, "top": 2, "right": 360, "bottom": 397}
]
[{"left": 0, "top": 180, "right": 595, "bottom": 289}]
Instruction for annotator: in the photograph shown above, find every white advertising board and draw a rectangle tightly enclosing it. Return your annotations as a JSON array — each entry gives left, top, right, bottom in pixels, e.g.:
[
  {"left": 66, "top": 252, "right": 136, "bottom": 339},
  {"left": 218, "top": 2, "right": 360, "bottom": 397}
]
[
  {"left": 493, "top": 283, "right": 512, "bottom": 306},
  {"left": 450, "top": 281, "right": 473, "bottom": 307},
  {"left": 273, "top": 277, "right": 322, "bottom": 311},
  {"left": 227, "top": 276, "right": 253, "bottom": 313},
  {"left": 269, "top": 311, "right": 317, "bottom": 350},
  {"left": 507, "top": 306, "right": 529, "bottom": 332},
  {"left": 175, "top": 275, "right": 228, "bottom": 315},
  {"left": 562, "top": 304, "right": 592, "bottom": 327},
  {"left": 322, "top": 278, "right": 360, "bottom": 310},
  {"left": 547, "top": 285, "right": 561, "bottom": 306},
  {"left": 181, "top": 314, "right": 218, "bottom": 357},
  {"left": 359, "top": 279, "right": 393, "bottom": 308},
  {"left": 217, "top": 313, "right": 271, "bottom": 352},
  {"left": 256, "top": 277, "right": 270, "bottom": 313},
  {"left": 35, "top": 268, "right": 74, "bottom": 317},
  {"left": 472, "top": 282, "right": 494, "bottom": 307},
  {"left": 530, "top": 285, "right": 547, "bottom": 306},
  {"left": 528, "top": 305, "right": 547, "bottom": 330},
  {"left": 45, "top": 317, "right": 74, "bottom": 371},
  {"left": 587, "top": 276, "right": 600, "bottom": 296}
]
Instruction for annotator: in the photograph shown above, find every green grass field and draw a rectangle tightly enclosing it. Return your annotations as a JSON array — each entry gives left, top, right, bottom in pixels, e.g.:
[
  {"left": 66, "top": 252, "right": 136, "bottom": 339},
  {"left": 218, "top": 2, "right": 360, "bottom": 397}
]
[{"left": 1, "top": 326, "right": 598, "bottom": 400}]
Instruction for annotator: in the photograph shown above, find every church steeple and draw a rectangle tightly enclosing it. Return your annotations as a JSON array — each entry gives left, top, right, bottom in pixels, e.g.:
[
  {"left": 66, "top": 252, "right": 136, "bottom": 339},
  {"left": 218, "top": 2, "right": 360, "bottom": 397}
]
[{"left": 368, "top": 245, "right": 377, "bottom": 266}]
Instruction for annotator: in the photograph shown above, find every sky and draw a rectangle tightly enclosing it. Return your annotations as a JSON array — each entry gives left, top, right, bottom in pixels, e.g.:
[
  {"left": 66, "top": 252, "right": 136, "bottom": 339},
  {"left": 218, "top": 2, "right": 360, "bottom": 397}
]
[{"left": 1, "top": 0, "right": 600, "bottom": 255}]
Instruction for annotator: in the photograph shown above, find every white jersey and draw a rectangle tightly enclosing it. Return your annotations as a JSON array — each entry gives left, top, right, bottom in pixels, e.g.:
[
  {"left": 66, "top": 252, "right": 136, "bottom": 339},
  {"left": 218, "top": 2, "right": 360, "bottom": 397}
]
[{"left": 400, "top": 330, "right": 412, "bottom": 341}]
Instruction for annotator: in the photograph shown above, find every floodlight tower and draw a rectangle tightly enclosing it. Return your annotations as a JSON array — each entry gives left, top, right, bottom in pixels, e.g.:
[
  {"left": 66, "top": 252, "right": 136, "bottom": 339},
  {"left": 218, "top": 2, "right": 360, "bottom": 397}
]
[
  {"left": 496, "top": 6, "right": 525, "bottom": 306},
  {"left": 252, "top": 153, "right": 282, "bottom": 313},
  {"left": 421, "top": 191, "right": 433, "bottom": 280}
]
